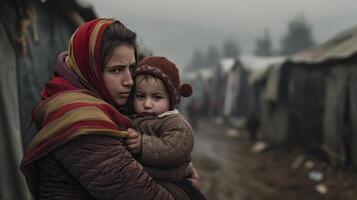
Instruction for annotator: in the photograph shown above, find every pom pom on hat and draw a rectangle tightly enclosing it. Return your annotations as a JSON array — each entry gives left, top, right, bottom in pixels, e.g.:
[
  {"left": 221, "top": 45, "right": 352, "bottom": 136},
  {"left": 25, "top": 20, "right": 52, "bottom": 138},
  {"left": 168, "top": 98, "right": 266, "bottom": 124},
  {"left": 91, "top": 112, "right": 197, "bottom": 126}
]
[{"left": 180, "top": 83, "right": 192, "bottom": 97}]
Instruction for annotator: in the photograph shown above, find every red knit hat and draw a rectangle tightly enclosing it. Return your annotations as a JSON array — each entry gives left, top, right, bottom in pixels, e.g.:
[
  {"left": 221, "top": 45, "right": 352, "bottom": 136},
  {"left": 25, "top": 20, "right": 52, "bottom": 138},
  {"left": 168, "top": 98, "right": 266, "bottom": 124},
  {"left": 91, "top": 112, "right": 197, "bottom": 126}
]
[{"left": 135, "top": 56, "right": 193, "bottom": 110}]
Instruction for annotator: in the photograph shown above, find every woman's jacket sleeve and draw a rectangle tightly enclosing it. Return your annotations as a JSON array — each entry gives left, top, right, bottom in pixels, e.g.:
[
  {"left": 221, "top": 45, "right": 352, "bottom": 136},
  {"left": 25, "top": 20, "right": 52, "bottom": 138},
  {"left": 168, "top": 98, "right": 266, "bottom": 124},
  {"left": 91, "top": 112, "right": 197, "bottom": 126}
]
[{"left": 53, "top": 135, "right": 174, "bottom": 200}]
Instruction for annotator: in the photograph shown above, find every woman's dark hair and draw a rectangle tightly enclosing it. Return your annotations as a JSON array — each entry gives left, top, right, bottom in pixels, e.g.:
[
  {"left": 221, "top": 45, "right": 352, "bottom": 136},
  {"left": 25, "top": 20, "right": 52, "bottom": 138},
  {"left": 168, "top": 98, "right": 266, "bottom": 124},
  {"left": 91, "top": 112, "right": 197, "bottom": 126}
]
[{"left": 100, "top": 21, "right": 138, "bottom": 69}]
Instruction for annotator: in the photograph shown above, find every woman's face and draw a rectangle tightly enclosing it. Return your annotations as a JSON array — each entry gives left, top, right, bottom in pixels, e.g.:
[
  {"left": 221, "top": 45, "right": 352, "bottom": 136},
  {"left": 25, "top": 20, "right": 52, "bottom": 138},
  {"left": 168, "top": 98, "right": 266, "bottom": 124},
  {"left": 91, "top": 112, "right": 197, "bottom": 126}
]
[{"left": 103, "top": 44, "right": 135, "bottom": 106}]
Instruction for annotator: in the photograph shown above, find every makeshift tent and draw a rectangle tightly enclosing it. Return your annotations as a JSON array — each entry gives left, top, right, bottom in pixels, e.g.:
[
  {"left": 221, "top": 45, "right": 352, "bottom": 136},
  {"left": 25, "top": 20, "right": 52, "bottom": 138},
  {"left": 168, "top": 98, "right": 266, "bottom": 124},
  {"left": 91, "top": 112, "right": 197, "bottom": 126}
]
[
  {"left": 184, "top": 56, "right": 285, "bottom": 120},
  {"left": 0, "top": 0, "right": 95, "bottom": 199},
  {"left": 324, "top": 64, "right": 357, "bottom": 166},
  {"left": 0, "top": 6, "right": 28, "bottom": 199},
  {"left": 251, "top": 63, "right": 288, "bottom": 143},
  {"left": 223, "top": 61, "right": 246, "bottom": 117},
  {"left": 240, "top": 55, "right": 285, "bottom": 119},
  {"left": 288, "top": 25, "right": 357, "bottom": 165},
  {"left": 221, "top": 55, "right": 285, "bottom": 119},
  {"left": 292, "top": 25, "right": 357, "bottom": 165},
  {"left": 215, "top": 58, "right": 235, "bottom": 117},
  {"left": 257, "top": 24, "right": 357, "bottom": 166}
]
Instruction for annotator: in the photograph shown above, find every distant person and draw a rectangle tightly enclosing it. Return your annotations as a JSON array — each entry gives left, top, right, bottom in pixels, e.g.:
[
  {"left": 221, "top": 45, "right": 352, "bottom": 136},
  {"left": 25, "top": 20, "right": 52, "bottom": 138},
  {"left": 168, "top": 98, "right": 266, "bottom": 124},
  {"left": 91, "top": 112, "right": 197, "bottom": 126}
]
[
  {"left": 246, "top": 113, "right": 260, "bottom": 141},
  {"left": 186, "top": 98, "right": 200, "bottom": 130},
  {"left": 20, "top": 18, "right": 200, "bottom": 200},
  {"left": 125, "top": 56, "right": 206, "bottom": 200}
]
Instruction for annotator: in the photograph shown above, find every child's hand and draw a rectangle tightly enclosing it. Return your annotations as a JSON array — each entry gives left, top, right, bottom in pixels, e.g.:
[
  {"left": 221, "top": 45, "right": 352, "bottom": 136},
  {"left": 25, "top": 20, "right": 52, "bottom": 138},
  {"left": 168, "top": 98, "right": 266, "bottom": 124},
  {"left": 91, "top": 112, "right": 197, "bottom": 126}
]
[
  {"left": 187, "top": 163, "right": 201, "bottom": 190},
  {"left": 125, "top": 128, "right": 142, "bottom": 155}
]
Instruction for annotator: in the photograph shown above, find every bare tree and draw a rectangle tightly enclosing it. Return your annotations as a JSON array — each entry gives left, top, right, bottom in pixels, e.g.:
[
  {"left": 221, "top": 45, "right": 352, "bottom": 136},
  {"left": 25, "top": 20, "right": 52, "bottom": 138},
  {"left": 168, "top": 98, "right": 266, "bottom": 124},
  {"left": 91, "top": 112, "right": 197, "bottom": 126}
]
[
  {"left": 187, "top": 49, "right": 205, "bottom": 70},
  {"left": 223, "top": 38, "right": 240, "bottom": 58},
  {"left": 280, "top": 15, "right": 315, "bottom": 55},
  {"left": 205, "top": 45, "right": 220, "bottom": 67},
  {"left": 254, "top": 28, "right": 273, "bottom": 56}
]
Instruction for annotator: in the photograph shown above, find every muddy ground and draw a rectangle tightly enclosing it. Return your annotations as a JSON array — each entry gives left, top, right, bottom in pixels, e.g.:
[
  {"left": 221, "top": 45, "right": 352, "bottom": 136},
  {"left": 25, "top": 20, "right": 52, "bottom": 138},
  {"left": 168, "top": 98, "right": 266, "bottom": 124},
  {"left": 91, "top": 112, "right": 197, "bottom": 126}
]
[{"left": 192, "top": 119, "right": 357, "bottom": 200}]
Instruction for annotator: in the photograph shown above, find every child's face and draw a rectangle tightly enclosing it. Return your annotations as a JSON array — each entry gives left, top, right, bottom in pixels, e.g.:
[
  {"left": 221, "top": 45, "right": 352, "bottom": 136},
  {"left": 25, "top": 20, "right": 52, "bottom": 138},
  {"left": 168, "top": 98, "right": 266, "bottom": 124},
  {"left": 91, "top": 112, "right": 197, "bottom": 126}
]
[{"left": 133, "top": 75, "right": 170, "bottom": 116}]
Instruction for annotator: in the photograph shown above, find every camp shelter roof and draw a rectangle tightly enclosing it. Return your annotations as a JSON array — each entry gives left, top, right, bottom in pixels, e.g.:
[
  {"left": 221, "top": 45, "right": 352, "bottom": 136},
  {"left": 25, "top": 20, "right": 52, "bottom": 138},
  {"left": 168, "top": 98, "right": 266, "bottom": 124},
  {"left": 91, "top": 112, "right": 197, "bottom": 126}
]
[
  {"left": 290, "top": 25, "right": 357, "bottom": 64},
  {"left": 184, "top": 67, "right": 214, "bottom": 81},
  {"left": 219, "top": 58, "right": 236, "bottom": 73},
  {"left": 239, "top": 55, "right": 285, "bottom": 85},
  {"left": 240, "top": 54, "right": 285, "bottom": 71}
]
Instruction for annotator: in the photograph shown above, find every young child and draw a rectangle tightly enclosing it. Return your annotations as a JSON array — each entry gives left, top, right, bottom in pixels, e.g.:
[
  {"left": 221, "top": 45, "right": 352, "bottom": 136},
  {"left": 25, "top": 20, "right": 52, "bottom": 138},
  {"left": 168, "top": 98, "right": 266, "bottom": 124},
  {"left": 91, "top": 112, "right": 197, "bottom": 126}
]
[{"left": 124, "top": 56, "right": 205, "bottom": 199}]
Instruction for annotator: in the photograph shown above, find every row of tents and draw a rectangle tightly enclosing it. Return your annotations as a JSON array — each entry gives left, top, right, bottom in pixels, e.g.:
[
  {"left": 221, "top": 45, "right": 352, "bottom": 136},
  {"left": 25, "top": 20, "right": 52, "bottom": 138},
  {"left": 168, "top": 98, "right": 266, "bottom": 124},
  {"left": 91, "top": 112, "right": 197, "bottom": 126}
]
[
  {"left": 1, "top": 1, "right": 356, "bottom": 199},
  {"left": 184, "top": 24, "right": 357, "bottom": 167}
]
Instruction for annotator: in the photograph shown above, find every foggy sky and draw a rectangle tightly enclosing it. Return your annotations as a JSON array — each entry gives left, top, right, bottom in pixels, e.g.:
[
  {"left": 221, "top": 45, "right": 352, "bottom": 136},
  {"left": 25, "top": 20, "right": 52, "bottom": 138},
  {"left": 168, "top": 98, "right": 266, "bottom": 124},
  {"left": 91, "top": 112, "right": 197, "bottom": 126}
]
[{"left": 83, "top": 0, "right": 357, "bottom": 69}]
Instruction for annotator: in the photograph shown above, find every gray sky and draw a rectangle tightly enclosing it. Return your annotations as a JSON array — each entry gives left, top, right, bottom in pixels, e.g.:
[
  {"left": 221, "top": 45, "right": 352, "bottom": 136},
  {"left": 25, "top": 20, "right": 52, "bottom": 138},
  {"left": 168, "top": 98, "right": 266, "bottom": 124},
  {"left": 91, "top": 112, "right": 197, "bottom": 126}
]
[{"left": 83, "top": 0, "right": 357, "bottom": 69}]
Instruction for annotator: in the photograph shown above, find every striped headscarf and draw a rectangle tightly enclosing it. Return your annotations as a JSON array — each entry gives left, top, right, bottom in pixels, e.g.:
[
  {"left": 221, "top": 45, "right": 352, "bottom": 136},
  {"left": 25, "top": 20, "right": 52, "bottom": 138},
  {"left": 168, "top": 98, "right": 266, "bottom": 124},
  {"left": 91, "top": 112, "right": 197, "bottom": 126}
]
[
  {"left": 41, "top": 18, "right": 120, "bottom": 105},
  {"left": 21, "top": 18, "right": 134, "bottom": 200}
]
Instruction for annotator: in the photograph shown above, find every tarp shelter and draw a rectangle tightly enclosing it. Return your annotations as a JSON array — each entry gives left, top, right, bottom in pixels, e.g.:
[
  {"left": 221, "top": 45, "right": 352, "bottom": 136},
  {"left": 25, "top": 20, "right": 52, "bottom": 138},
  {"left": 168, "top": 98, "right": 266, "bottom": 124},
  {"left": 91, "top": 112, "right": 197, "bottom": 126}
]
[
  {"left": 184, "top": 56, "right": 285, "bottom": 120},
  {"left": 222, "top": 59, "right": 249, "bottom": 117},
  {"left": 257, "top": 59, "right": 326, "bottom": 147},
  {"left": 0, "top": 0, "right": 95, "bottom": 199},
  {"left": 291, "top": 25, "right": 357, "bottom": 165},
  {"left": 216, "top": 58, "right": 236, "bottom": 117},
  {"left": 259, "top": 24, "right": 357, "bottom": 166},
  {"left": 240, "top": 55, "right": 285, "bottom": 119}
]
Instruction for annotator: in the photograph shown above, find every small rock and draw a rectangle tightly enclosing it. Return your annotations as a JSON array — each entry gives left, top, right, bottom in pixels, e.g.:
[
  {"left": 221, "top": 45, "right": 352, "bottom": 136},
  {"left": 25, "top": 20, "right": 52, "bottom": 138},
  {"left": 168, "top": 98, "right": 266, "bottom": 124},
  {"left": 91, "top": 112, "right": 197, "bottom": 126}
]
[
  {"left": 309, "top": 171, "right": 324, "bottom": 182},
  {"left": 304, "top": 161, "right": 315, "bottom": 169},
  {"left": 291, "top": 156, "right": 304, "bottom": 169},
  {"left": 315, "top": 183, "right": 328, "bottom": 195},
  {"left": 229, "top": 117, "right": 246, "bottom": 128},
  {"left": 251, "top": 141, "right": 267, "bottom": 153},
  {"left": 225, "top": 128, "right": 240, "bottom": 138}
]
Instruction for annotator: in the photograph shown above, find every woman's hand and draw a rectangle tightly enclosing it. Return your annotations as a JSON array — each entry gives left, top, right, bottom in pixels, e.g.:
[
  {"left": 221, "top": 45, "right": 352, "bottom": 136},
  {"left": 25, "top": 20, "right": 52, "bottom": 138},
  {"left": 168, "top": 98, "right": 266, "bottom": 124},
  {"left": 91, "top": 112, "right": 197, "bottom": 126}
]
[
  {"left": 125, "top": 128, "right": 142, "bottom": 155},
  {"left": 188, "top": 163, "right": 201, "bottom": 190}
]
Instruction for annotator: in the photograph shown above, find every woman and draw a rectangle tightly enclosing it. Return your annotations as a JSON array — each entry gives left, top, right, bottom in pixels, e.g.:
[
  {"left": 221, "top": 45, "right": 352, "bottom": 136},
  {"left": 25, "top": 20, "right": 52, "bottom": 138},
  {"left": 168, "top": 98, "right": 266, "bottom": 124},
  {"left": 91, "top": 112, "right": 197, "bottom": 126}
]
[{"left": 21, "top": 18, "right": 199, "bottom": 200}]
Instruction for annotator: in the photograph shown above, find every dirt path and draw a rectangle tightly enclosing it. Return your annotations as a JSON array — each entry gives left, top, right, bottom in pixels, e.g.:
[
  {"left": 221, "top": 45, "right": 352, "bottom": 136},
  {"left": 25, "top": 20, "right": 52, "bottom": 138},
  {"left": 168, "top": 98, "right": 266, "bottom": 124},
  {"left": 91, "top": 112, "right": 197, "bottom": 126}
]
[
  {"left": 192, "top": 119, "right": 278, "bottom": 200},
  {"left": 192, "top": 119, "right": 357, "bottom": 200}
]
